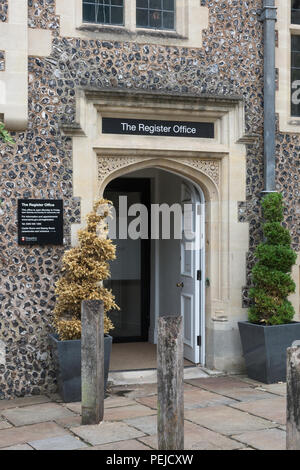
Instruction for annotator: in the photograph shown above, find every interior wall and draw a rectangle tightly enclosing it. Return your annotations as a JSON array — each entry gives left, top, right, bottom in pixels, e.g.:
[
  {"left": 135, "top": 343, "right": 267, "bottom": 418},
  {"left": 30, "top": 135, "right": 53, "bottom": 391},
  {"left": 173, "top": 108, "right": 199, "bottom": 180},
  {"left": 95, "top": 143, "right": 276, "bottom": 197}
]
[
  {"left": 157, "top": 171, "right": 182, "bottom": 320},
  {"left": 121, "top": 168, "right": 159, "bottom": 344}
]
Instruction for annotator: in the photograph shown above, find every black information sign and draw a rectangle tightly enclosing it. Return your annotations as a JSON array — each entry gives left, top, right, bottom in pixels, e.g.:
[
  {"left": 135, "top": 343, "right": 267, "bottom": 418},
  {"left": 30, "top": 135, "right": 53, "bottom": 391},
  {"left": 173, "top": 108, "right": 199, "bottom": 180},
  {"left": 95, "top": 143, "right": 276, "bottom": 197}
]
[
  {"left": 102, "top": 118, "right": 214, "bottom": 139},
  {"left": 18, "top": 199, "right": 63, "bottom": 245}
]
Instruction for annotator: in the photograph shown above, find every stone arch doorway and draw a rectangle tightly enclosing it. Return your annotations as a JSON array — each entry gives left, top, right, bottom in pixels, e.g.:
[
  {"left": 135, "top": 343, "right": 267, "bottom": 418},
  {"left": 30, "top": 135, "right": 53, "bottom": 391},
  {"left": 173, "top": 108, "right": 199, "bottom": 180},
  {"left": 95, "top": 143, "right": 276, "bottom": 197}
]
[
  {"left": 101, "top": 162, "right": 212, "bottom": 369},
  {"left": 97, "top": 155, "right": 219, "bottom": 202},
  {"left": 65, "top": 90, "right": 250, "bottom": 374}
]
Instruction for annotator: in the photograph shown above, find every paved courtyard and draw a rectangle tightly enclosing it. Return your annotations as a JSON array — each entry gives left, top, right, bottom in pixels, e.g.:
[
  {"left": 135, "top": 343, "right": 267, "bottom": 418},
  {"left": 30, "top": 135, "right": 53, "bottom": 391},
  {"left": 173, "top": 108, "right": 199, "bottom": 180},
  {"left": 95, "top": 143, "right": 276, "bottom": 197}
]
[{"left": 0, "top": 375, "right": 287, "bottom": 450}]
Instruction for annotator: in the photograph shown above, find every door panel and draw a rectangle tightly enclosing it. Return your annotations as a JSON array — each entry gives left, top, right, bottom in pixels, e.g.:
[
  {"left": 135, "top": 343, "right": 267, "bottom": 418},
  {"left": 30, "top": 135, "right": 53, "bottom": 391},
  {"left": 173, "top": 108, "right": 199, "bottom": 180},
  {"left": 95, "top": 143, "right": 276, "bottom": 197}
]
[
  {"left": 182, "top": 294, "right": 193, "bottom": 348},
  {"left": 180, "top": 182, "right": 201, "bottom": 363},
  {"left": 181, "top": 243, "right": 193, "bottom": 277}
]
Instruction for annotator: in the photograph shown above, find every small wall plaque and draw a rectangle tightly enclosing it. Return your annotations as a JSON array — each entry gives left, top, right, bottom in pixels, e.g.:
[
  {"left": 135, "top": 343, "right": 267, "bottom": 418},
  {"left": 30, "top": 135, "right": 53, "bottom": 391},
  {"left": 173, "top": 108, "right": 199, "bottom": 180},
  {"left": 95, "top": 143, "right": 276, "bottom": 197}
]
[{"left": 18, "top": 199, "right": 63, "bottom": 245}]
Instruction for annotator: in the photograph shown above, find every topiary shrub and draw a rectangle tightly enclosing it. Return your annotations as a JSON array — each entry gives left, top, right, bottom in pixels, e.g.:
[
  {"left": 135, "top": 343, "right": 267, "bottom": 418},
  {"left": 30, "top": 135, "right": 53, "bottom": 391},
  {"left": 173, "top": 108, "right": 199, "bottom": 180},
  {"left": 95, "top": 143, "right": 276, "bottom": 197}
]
[
  {"left": 0, "top": 121, "right": 14, "bottom": 144},
  {"left": 53, "top": 198, "right": 119, "bottom": 340},
  {"left": 248, "top": 192, "right": 297, "bottom": 325}
]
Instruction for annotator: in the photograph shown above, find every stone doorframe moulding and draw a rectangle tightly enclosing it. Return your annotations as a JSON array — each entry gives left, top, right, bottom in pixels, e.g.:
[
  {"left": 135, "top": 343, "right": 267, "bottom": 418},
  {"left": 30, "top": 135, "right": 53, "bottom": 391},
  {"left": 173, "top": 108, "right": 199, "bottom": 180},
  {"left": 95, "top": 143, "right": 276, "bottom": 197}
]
[{"left": 61, "top": 88, "right": 252, "bottom": 372}]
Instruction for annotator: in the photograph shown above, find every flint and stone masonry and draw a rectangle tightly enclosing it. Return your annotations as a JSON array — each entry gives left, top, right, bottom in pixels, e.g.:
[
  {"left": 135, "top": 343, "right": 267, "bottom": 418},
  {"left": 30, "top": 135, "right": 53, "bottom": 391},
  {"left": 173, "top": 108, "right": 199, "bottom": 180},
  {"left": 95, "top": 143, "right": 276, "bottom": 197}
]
[{"left": 0, "top": 1, "right": 299, "bottom": 399}]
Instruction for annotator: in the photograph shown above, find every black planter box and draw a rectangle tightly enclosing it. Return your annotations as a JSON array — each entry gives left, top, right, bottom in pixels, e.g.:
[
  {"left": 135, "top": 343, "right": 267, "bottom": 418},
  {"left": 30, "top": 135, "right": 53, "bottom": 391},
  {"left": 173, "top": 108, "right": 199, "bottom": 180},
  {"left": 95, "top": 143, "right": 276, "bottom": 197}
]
[
  {"left": 49, "top": 333, "right": 112, "bottom": 402},
  {"left": 238, "top": 321, "right": 300, "bottom": 384}
]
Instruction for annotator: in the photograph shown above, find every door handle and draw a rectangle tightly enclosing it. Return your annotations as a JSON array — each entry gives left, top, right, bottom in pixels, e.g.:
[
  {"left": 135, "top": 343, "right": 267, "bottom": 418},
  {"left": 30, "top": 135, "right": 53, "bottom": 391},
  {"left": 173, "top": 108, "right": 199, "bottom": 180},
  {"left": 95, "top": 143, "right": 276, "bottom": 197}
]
[{"left": 176, "top": 282, "right": 184, "bottom": 288}]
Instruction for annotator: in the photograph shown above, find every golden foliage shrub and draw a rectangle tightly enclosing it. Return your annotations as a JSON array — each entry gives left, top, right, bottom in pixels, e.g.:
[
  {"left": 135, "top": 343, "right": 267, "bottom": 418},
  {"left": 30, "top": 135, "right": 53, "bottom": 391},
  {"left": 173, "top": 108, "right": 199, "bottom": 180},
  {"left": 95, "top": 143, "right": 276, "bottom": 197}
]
[{"left": 53, "top": 199, "right": 119, "bottom": 340}]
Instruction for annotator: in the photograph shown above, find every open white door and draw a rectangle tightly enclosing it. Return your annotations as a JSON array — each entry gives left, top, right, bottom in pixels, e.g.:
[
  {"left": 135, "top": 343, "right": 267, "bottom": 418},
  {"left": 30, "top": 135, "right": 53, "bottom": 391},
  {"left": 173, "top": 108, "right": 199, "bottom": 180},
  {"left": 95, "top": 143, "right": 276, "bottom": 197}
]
[{"left": 179, "top": 182, "right": 202, "bottom": 364}]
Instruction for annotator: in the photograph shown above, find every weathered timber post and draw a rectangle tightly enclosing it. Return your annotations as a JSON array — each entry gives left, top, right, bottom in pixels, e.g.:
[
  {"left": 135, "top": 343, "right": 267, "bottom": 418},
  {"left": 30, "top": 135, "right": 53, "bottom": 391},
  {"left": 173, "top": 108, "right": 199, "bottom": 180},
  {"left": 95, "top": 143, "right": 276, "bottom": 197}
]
[
  {"left": 81, "top": 300, "right": 104, "bottom": 425},
  {"left": 287, "top": 345, "right": 300, "bottom": 449},
  {"left": 157, "top": 315, "right": 184, "bottom": 450}
]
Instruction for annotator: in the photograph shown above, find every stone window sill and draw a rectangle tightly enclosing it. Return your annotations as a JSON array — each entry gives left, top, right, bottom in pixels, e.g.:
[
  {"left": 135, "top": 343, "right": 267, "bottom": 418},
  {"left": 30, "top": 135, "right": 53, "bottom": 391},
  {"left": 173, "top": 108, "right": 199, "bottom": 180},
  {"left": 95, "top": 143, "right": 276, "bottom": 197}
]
[
  {"left": 136, "top": 28, "right": 185, "bottom": 40},
  {"left": 288, "top": 119, "right": 300, "bottom": 125},
  {"left": 76, "top": 23, "right": 186, "bottom": 40}
]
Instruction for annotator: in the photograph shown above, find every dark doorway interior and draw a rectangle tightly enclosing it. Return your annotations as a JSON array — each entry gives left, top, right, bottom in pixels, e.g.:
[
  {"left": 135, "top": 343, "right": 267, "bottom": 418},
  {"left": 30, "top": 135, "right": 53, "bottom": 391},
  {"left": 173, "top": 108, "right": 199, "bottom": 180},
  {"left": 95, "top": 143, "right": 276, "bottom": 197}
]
[{"left": 104, "top": 178, "right": 151, "bottom": 343}]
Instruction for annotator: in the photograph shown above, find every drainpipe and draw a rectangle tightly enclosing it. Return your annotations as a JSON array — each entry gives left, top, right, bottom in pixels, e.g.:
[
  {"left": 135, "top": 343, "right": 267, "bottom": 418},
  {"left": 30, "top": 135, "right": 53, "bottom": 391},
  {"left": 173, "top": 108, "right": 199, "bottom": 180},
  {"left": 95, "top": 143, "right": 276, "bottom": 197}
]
[{"left": 261, "top": 0, "right": 277, "bottom": 193}]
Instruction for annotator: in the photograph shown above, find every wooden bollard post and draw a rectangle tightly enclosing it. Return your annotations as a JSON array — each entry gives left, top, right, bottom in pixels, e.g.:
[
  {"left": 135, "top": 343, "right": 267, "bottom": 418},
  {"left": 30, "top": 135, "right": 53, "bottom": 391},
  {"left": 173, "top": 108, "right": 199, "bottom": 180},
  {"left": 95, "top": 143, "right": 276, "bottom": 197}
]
[
  {"left": 287, "top": 345, "right": 300, "bottom": 449},
  {"left": 81, "top": 300, "right": 104, "bottom": 425},
  {"left": 157, "top": 315, "right": 184, "bottom": 450}
]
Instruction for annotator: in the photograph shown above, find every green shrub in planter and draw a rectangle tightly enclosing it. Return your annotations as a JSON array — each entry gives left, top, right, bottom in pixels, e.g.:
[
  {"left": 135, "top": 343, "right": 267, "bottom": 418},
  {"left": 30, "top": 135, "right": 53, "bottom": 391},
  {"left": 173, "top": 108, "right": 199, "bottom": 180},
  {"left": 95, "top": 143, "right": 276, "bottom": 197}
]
[
  {"left": 0, "top": 121, "right": 14, "bottom": 144},
  {"left": 248, "top": 192, "right": 297, "bottom": 325}
]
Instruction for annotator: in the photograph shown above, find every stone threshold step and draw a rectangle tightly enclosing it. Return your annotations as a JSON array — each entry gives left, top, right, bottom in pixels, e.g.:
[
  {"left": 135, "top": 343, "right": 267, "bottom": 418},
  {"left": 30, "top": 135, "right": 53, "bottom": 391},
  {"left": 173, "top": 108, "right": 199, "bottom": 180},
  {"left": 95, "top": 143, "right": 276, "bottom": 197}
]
[{"left": 108, "top": 366, "right": 224, "bottom": 386}]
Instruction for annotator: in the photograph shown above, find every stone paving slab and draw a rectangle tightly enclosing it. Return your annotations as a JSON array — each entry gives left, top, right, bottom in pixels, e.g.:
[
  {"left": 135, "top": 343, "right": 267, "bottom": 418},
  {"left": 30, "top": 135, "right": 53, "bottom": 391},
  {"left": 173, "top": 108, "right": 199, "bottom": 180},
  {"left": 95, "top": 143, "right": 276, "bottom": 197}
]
[
  {"left": 218, "top": 388, "right": 276, "bottom": 402},
  {"left": 104, "top": 396, "right": 138, "bottom": 409},
  {"left": 104, "top": 404, "right": 156, "bottom": 421},
  {"left": 109, "top": 382, "right": 195, "bottom": 400},
  {"left": 137, "top": 435, "right": 158, "bottom": 449},
  {"left": 1, "top": 444, "right": 33, "bottom": 450},
  {"left": 232, "top": 428, "right": 286, "bottom": 450},
  {"left": 183, "top": 390, "right": 237, "bottom": 409},
  {"left": 125, "top": 415, "right": 157, "bottom": 435},
  {"left": 71, "top": 421, "right": 146, "bottom": 446},
  {"left": 185, "top": 377, "right": 252, "bottom": 393},
  {"left": 83, "top": 439, "right": 152, "bottom": 450},
  {"left": 139, "top": 421, "right": 245, "bottom": 450},
  {"left": 235, "top": 375, "right": 264, "bottom": 385},
  {"left": 2, "top": 403, "right": 75, "bottom": 426},
  {"left": 235, "top": 376, "right": 287, "bottom": 396},
  {"left": 108, "top": 383, "right": 159, "bottom": 398},
  {"left": 63, "top": 402, "right": 82, "bottom": 415},
  {"left": 136, "top": 389, "right": 236, "bottom": 410},
  {"left": 64, "top": 397, "right": 137, "bottom": 415},
  {"left": 55, "top": 415, "right": 82, "bottom": 429},
  {"left": 0, "top": 395, "right": 51, "bottom": 411},
  {"left": 183, "top": 383, "right": 207, "bottom": 391},
  {"left": 185, "top": 405, "right": 277, "bottom": 435},
  {"left": 254, "top": 383, "right": 287, "bottom": 396},
  {"left": 230, "top": 397, "right": 286, "bottom": 425},
  {"left": 0, "top": 376, "right": 288, "bottom": 450},
  {"left": 28, "top": 434, "right": 88, "bottom": 450},
  {"left": 0, "top": 422, "right": 68, "bottom": 448},
  {"left": 0, "top": 420, "right": 12, "bottom": 430},
  {"left": 135, "top": 396, "right": 157, "bottom": 409}
]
